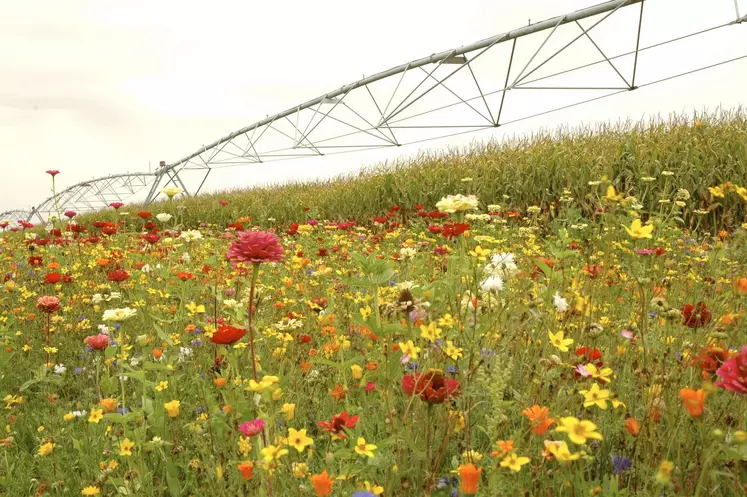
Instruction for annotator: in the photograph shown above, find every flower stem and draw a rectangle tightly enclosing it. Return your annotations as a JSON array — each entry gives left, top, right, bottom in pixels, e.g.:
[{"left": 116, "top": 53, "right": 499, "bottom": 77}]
[{"left": 247, "top": 263, "right": 260, "bottom": 382}]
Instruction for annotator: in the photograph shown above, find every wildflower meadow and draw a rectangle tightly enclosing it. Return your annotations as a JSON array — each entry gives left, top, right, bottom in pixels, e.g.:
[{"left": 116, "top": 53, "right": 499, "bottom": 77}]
[{"left": 1, "top": 141, "right": 747, "bottom": 496}]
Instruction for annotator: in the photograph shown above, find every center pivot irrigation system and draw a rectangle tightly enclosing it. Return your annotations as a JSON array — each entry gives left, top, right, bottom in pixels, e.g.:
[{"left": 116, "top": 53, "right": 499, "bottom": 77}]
[{"left": 2, "top": 0, "right": 746, "bottom": 224}]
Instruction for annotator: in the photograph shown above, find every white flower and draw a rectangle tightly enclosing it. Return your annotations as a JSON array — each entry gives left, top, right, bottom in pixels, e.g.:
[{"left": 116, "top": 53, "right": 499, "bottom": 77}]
[
  {"left": 102, "top": 307, "right": 137, "bottom": 322},
  {"left": 178, "top": 347, "right": 192, "bottom": 362},
  {"left": 161, "top": 186, "right": 183, "bottom": 198},
  {"left": 97, "top": 324, "right": 110, "bottom": 334},
  {"left": 435, "top": 194, "right": 480, "bottom": 213},
  {"left": 399, "top": 247, "right": 417, "bottom": 260},
  {"left": 140, "top": 264, "right": 151, "bottom": 273},
  {"left": 485, "top": 252, "right": 518, "bottom": 279},
  {"left": 480, "top": 276, "right": 504, "bottom": 293},
  {"left": 53, "top": 364, "right": 66, "bottom": 375},
  {"left": 180, "top": 230, "right": 202, "bottom": 242},
  {"left": 181, "top": 252, "right": 191, "bottom": 263},
  {"left": 129, "top": 356, "right": 140, "bottom": 367},
  {"left": 156, "top": 213, "right": 172, "bottom": 223},
  {"left": 72, "top": 410, "right": 87, "bottom": 418},
  {"left": 553, "top": 292, "right": 569, "bottom": 313},
  {"left": 222, "top": 299, "right": 241, "bottom": 310}
]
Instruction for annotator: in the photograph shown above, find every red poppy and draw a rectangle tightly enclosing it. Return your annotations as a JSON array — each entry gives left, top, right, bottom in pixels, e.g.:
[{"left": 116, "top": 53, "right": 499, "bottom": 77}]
[
  {"left": 210, "top": 324, "right": 247, "bottom": 345},
  {"left": 137, "top": 211, "right": 152, "bottom": 219},
  {"left": 44, "top": 272, "right": 62, "bottom": 284},
  {"left": 107, "top": 269, "right": 130, "bottom": 282},
  {"left": 317, "top": 411, "right": 359, "bottom": 438},
  {"left": 574, "top": 346, "right": 603, "bottom": 379},
  {"left": 218, "top": 200, "right": 228, "bottom": 207},
  {"left": 402, "top": 370, "right": 461, "bottom": 404},
  {"left": 681, "top": 302, "right": 712, "bottom": 328},
  {"left": 690, "top": 345, "right": 728, "bottom": 375}
]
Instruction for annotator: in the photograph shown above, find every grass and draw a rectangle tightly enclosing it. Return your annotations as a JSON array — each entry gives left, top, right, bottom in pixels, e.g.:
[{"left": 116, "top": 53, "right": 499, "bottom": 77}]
[{"left": 79, "top": 109, "right": 747, "bottom": 232}]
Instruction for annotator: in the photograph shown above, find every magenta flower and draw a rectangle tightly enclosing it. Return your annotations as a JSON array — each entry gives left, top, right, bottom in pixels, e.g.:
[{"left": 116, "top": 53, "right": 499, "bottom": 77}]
[
  {"left": 85, "top": 334, "right": 110, "bottom": 350},
  {"left": 238, "top": 418, "right": 266, "bottom": 437},
  {"left": 109, "top": 202, "right": 124, "bottom": 209},
  {"left": 226, "top": 231, "right": 284, "bottom": 267},
  {"left": 64, "top": 210, "right": 77, "bottom": 218},
  {"left": 46, "top": 169, "right": 60, "bottom": 177},
  {"left": 714, "top": 345, "right": 747, "bottom": 394}
]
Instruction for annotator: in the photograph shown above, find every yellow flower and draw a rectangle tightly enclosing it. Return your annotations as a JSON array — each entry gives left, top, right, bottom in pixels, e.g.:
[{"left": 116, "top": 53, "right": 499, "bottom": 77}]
[
  {"left": 164, "top": 400, "right": 181, "bottom": 418},
  {"left": 604, "top": 185, "right": 623, "bottom": 203},
  {"left": 500, "top": 452, "right": 530, "bottom": 472},
  {"left": 351, "top": 365, "right": 363, "bottom": 380},
  {"left": 556, "top": 417, "right": 604, "bottom": 444},
  {"left": 469, "top": 246, "right": 490, "bottom": 261},
  {"left": 38, "top": 441, "right": 55, "bottom": 456},
  {"left": 64, "top": 413, "right": 75, "bottom": 422},
  {"left": 155, "top": 381, "right": 168, "bottom": 392},
  {"left": 88, "top": 408, "right": 104, "bottom": 424},
  {"left": 398, "top": 340, "right": 421, "bottom": 360},
  {"left": 546, "top": 441, "right": 581, "bottom": 462},
  {"left": 655, "top": 460, "right": 674, "bottom": 485},
  {"left": 708, "top": 185, "right": 725, "bottom": 198},
  {"left": 292, "top": 462, "right": 309, "bottom": 478},
  {"left": 80, "top": 486, "right": 101, "bottom": 495},
  {"left": 420, "top": 322, "right": 442, "bottom": 342},
  {"left": 548, "top": 330, "right": 573, "bottom": 352},
  {"left": 186, "top": 302, "right": 205, "bottom": 315},
  {"left": 238, "top": 437, "right": 252, "bottom": 456},
  {"left": 287, "top": 428, "right": 314, "bottom": 453},
  {"left": 260, "top": 444, "right": 289, "bottom": 463},
  {"left": 361, "top": 481, "right": 385, "bottom": 495},
  {"left": 281, "top": 403, "right": 296, "bottom": 421},
  {"left": 354, "top": 437, "right": 377, "bottom": 458},
  {"left": 119, "top": 438, "right": 135, "bottom": 457},
  {"left": 443, "top": 340, "right": 463, "bottom": 360},
  {"left": 623, "top": 219, "right": 654, "bottom": 239},
  {"left": 579, "top": 383, "right": 611, "bottom": 410},
  {"left": 360, "top": 306, "right": 372, "bottom": 320},
  {"left": 438, "top": 314, "right": 455, "bottom": 328},
  {"left": 583, "top": 364, "right": 613, "bottom": 384}
]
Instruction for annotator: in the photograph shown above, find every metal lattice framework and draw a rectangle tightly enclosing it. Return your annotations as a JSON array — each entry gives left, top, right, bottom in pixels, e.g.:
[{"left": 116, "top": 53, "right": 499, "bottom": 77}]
[{"left": 4, "top": 0, "right": 747, "bottom": 224}]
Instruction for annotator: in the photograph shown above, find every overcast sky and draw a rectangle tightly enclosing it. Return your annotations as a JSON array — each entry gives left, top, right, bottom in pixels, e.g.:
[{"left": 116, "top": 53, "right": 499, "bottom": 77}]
[{"left": 1, "top": 0, "right": 746, "bottom": 214}]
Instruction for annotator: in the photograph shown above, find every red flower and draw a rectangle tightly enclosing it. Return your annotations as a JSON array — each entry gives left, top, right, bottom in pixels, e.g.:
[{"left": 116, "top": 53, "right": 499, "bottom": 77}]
[
  {"left": 317, "top": 411, "right": 359, "bottom": 438},
  {"left": 402, "top": 370, "right": 461, "bottom": 404},
  {"left": 137, "top": 211, "right": 151, "bottom": 219},
  {"left": 46, "top": 170, "right": 60, "bottom": 177},
  {"left": 109, "top": 202, "right": 124, "bottom": 209},
  {"left": 28, "top": 256, "right": 43, "bottom": 266},
  {"left": 681, "top": 302, "right": 712, "bottom": 329},
  {"left": 176, "top": 272, "right": 194, "bottom": 281},
  {"left": 36, "top": 296, "right": 61, "bottom": 313},
  {"left": 715, "top": 345, "right": 747, "bottom": 394},
  {"left": 63, "top": 210, "right": 76, "bottom": 218},
  {"left": 413, "top": 204, "right": 423, "bottom": 210},
  {"left": 44, "top": 272, "right": 62, "bottom": 284},
  {"left": 583, "top": 264, "right": 603, "bottom": 278},
  {"left": 690, "top": 345, "right": 729, "bottom": 375},
  {"left": 85, "top": 334, "right": 109, "bottom": 350},
  {"left": 107, "top": 269, "right": 130, "bottom": 282},
  {"left": 427, "top": 225, "right": 443, "bottom": 234},
  {"left": 428, "top": 211, "right": 449, "bottom": 219},
  {"left": 218, "top": 200, "right": 229, "bottom": 207},
  {"left": 226, "top": 231, "right": 284, "bottom": 266},
  {"left": 210, "top": 324, "right": 247, "bottom": 345},
  {"left": 143, "top": 233, "right": 161, "bottom": 245},
  {"left": 442, "top": 223, "right": 470, "bottom": 240}
]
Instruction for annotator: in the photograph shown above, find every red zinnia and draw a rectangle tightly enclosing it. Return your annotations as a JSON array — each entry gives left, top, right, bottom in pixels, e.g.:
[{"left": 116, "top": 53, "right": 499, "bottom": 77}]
[
  {"left": 402, "top": 370, "right": 461, "bottom": 404},
  {"left": 85, "top": 334, "right": 109, "bottom": 350},
  {"left": 210, "top": 324, "right": 247, "bottom": 345},
  {"left": 137, "top": 211, "right": 152, "bottom": 219},
  {"left": 109, "top": 202, "right": 124, "bottom": 209},
  {"left": 681, "top": 302, "right": 712, "bottom": 329},
  {"left": 226, "top": 231, "right": 284, "bottom": 267},
  {"left": 64, "top": 210, "right": 76, "bottom": 218},
  {"left": 44, "top": 272, "right": 62, "bottom": 284},
  {"left": 46, "top": 169, "right": 60, "bottom": 176},
  {"left": 107, "top": 269, "right": 130, "bottom": 282},
  {"left": 36, "top": 296, "right": 61, "bottom": 313}
]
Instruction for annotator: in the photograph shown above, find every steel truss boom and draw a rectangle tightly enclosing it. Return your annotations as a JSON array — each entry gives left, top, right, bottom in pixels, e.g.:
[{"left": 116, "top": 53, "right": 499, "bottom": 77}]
[{"left": 5, "top": 0, "right": 747, "bottom": 223}]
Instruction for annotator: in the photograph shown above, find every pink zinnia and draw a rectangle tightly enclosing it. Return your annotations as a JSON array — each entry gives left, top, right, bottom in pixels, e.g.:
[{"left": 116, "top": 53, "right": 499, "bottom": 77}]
[
  {"left": 36, "top": 296, "right": 61, "bottom": 313},
  {"left": 226, "top": 231, "right": 284, "bottom": 267},
  {"left": 714, "top": 345, "right": 747, "bottom": 394},
  {"left": 64, "top": 210, "right": 77, "bottom": 218},
  {"left": 109, "top": 202, "right": 124, "bottom": 209},
  {"left": 46, "top": 169, "right": 60, "bottom": 177},
  {"left": 85, "top": 334, "right": 110, "bottom": 350},
  {"left": 238, "top": 418, "right": 265, "bottom": 437}
]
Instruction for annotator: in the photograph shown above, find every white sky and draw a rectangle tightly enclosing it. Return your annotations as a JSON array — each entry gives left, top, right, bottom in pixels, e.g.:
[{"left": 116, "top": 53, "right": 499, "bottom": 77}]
[{"left": 1, "top": 0, "right": 746, "bottom": 213}]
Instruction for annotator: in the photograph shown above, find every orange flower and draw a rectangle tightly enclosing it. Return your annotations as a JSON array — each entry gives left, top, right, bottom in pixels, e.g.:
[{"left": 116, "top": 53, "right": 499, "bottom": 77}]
[
  {"left": 491, "top": 440, "right": 514, "bottom": 458},
  {"left": 300, "top": 361, "right": 312, "bottom": 374},
  {"left": 310, "top": 470, "right": 334, "bottom": 497},
  {"left": 458, "top": 463, "right": 482, "bottom": 495},
  {"left": 624, "top": 417, "right": 640, "bottom": 437},
  {"left": 237, "top": 461, "right": 253, "bottom": 480},
  {"left": 99, "top": 397, "right": 118, "bottom": 413},
  {"left": 96, "top": 258, "right": 109, "bottom": 267},
  {"left": 521, "top": 404, "right": 555, "bottom": 435},
  {"left": 680, "top": 388, "right": 706, "bottom": 418},
  {"left": 214, "top": 378, "right": 226, "bottom": 388},
  {"left": 735, "top": 277, "right": 747, "bottom": 295},
  {"left": 152, "top": 348, "right": 163, "bottom": 359},
  {"left": 330, "top": 385, "right": 346, "bottom": 401}
]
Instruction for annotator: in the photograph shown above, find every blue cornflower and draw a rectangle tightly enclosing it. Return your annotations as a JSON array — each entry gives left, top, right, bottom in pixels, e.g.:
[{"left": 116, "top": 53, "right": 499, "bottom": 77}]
[{"left": 612, "top": 455, "right": 632, "bottom": 474}]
